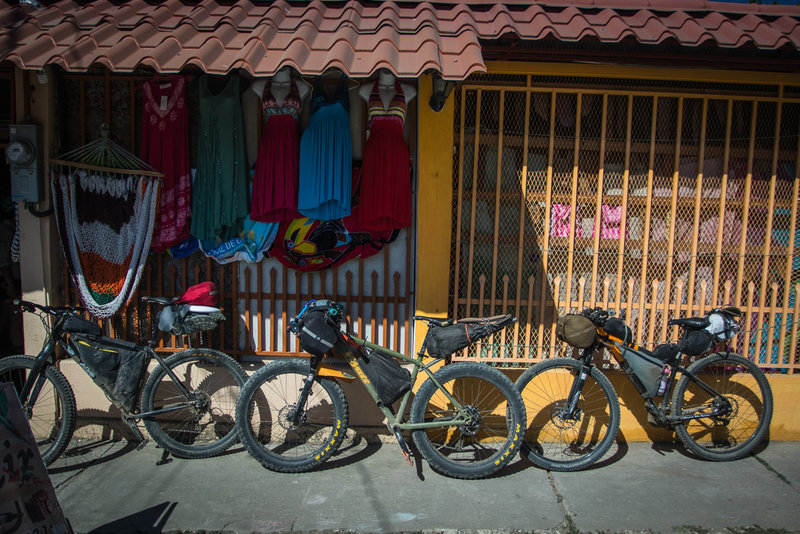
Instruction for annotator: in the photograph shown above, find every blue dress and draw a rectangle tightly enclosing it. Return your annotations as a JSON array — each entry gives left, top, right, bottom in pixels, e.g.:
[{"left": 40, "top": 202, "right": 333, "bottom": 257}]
[{"left": 298, "top": 77, "right": 352, "bottom": 221}]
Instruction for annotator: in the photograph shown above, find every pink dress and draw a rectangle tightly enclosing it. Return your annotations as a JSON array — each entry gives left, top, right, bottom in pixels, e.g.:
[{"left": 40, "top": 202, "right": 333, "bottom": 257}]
[
  {"left": 251, "top": 78, "right": 302, "bottom": 223},
  {"left": 141, "top": 75, "right": 191, "bottom": 251}
]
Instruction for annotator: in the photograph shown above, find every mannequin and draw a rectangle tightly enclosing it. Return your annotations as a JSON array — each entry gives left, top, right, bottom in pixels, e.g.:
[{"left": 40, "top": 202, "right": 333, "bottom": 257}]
[
  {"left": 251, "top": 66, "right": 310, "bottom": 107},
  {"left": 356, "top": 69, "right": 416, "bottom": 232},
  {"left": 359, "top": 69, "right": 416, "bottom": 109}
]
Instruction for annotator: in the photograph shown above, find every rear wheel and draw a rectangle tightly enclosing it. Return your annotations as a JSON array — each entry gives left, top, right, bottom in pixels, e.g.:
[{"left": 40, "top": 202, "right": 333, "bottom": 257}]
[
  {"left": 672, "top": 352, "right": 772, "bottom": 461},
  {"left": 140, "top": 349, "right": 247, "bottom": 459},
  {"left": 410, "top": 362, "right": 525, "bottom": 479},
  {"left": 515, "top": 358, "right": 620, "bottom": 471},
  {"left": 0, "top": 355, "right": 76, "bottom": 465},
  {"left": 236, "top": 359, "right": 349, "bottom": 473}
]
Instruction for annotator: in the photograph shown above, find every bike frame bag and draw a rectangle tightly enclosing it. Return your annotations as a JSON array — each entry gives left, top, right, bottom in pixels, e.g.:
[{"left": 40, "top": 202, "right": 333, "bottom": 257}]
[
  {"left": 617, "top": 344, "right": 666, "bottom": 399},
  {"left": 69, "top": 334, "right": 147, "bottom": 411},
  {"left": 358, "top": 346, "right": 412, "bottom": 406}
]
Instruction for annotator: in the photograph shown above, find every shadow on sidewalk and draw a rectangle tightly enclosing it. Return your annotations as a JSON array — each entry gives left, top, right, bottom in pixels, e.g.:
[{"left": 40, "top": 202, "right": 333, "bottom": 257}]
[{"left": 88, "top": 502, "right": 177, "bottom": 534}]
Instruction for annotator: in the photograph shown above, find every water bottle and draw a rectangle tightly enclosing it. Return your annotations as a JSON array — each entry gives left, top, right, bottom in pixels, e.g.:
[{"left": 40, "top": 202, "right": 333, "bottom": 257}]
[{"left": 657, "top": 364, "right": 671, "bottom": 396}]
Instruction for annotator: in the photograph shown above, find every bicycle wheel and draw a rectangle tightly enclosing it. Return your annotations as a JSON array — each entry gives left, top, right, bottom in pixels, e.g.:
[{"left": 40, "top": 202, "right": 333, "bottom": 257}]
[
  {"left": 409, "top": 362, "right": 525, "bottom": 479},
  {"left": 0, "top": 355, "right": 77, "bottom": 465},
  {"left": 140, "top": 349, "right": 247, "bottom": 459},
  {"left": 515, "top": 358, "right": 620, "bottom": 471},
  {"left": 672, "top": 352, "right": 773, "bottom": 461},
  {"left": 236, "top": 359, "right": 349, "bottom": 473}
]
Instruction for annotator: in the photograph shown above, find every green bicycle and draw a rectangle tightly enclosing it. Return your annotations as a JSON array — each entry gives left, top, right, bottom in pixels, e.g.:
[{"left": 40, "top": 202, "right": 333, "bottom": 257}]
[{"left": 235, "top": 299, "right": 525, "bottom": 479}]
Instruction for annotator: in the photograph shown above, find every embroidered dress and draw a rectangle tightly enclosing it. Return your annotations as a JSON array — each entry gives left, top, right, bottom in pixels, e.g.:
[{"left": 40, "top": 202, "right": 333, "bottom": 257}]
[
  {"left": 141, "top": 75, "right": 191, "bottom": 252},
  {"left": 358, "top": 80, "right": 411, "bottom": 231},
  {"left": 251, "top": 78, "right": 302, "bottom": 222},
  {"left": 191, "top": 75, "right": 249, "bottom": 242},
  {"left": 297, "top": 77, "right": 352, "bottom": 221}
]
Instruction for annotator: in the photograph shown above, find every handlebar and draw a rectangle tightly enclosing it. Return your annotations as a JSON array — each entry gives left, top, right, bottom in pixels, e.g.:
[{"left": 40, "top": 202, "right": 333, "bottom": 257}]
[{"left": 12, "top": 299, "right": 86, "bottom": 315}]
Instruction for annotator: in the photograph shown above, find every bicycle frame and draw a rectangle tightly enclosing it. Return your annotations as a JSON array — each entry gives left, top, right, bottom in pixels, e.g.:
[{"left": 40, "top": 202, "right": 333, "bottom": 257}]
[
  {"left": 565, "top": 337, "right": 734, "bottom": 426},
  {"left": 295, "top": 329, "right": 472, "bottom": 435}
]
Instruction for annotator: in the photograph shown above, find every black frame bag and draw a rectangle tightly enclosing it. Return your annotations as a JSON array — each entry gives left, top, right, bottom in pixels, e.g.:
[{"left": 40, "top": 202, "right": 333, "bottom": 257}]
[
  {"left": 358, "top": 347, "right": 412, "bottom": 406},
  {"left": 69, "top": 334, "right": 147, "bottom": 411},
  {"left": 426, "top": 320, "right": 506, "bottom": 358}
]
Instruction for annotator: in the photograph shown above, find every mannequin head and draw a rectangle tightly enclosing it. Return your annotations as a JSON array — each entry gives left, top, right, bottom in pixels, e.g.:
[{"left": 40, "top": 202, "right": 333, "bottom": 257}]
[
  {"left": 378, "top": 68, "right": 395, "bottom": 86},
  {"left": 273, "top": 67, "right": 291, "bottom": 84}
]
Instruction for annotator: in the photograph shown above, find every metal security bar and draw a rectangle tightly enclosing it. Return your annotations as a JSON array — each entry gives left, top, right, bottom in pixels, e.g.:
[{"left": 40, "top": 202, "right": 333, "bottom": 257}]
[{"left": 451, "top": 74, "right": 800, "bottom": 373}]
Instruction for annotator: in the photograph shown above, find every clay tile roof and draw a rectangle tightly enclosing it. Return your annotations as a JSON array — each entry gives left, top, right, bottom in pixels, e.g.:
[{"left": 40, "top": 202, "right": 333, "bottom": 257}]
[{"left": 1, "top": 0, "right": 799, "bottom": 79}]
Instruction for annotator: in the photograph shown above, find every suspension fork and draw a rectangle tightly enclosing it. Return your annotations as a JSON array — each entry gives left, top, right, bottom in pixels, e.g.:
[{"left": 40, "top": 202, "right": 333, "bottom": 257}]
[
  {"left": 563, "top": 347, "right": 595, "bottom": 418},
  {"left": 20, "top": 341, "right": 59, "bottom": 408},
  {"left": 289, "top": 355, "right": 322, "bottom": 426}
]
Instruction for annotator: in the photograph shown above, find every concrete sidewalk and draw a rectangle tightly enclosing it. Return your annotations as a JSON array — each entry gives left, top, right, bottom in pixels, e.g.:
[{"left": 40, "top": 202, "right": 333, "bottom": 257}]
[{"left": 48, "top": 438, "right": 800, "bottom": 534}]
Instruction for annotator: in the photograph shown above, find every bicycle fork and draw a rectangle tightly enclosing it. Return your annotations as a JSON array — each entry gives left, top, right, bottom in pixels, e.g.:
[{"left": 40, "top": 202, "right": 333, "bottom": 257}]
[{"left": 562, "top": 349, "right": 594, "bottom": 420}]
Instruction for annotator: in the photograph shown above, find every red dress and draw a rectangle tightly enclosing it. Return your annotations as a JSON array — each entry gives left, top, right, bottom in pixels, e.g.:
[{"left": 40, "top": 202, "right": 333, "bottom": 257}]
[
  {"left": 358, "top": 80, "right": 411, "bottom": 231},
  {"left": 141, "top": 75, "right": 191, "bottom": 251},
  {"left": 251, "top": 78, "right": 302, "bottom": 223}
]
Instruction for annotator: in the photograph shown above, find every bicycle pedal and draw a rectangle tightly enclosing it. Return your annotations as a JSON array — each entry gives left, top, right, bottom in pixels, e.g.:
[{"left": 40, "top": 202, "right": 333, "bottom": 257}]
[
  {"left": 135, "top": 438, "right": 148, "bottom": 451},
  {"left": 400, "top": 449, "right": 414, "bottom": 467}
]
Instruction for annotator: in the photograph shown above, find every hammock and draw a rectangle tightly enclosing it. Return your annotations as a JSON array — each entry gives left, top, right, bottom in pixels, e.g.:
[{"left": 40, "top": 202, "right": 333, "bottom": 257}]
[{"left": 51, "top": 131, "right": 161, "bottom": 319}]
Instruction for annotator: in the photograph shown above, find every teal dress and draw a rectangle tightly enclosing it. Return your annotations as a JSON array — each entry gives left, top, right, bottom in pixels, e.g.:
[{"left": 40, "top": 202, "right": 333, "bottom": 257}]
[{"left": 191, "top": 74, "right": 249, "bottom": 242}]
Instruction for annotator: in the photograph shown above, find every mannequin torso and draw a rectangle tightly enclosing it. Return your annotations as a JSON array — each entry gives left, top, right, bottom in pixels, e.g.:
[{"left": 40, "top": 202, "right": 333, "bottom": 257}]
[
  {"left": 251, "top": 67, "right": 310, "bottom": 108},
  {"left": 359, "top": 71, "right": 416, "bottom": 109}
]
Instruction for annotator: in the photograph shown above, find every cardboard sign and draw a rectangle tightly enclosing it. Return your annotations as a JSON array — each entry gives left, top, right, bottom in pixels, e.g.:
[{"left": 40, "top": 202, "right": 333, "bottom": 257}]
[{"left": 0, "top": 382, "right": 71, "bottom": 534}]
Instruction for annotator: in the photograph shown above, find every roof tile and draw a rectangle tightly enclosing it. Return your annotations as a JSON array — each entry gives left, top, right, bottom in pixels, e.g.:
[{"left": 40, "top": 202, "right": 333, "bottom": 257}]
[{"left": 2, "top": 0, "right": 799, "bottom": 79}]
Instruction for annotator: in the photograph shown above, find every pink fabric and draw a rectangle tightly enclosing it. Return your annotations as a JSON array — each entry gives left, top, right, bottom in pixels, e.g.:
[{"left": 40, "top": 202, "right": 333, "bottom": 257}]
[
  {"left": 600, "top": 204, "right": 622, "bottom": 239},
  {"left": 141, "top": 75, "right": 191, "bottom": 252},
  {"left": 550, "top": 204, "right": 581, "bottom": 237}
]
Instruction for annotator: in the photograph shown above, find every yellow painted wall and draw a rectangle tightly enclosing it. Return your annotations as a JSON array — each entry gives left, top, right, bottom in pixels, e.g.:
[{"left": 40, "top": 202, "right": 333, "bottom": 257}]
[{"left": 414, "top": 73, "right": 455, "bottom": 356}]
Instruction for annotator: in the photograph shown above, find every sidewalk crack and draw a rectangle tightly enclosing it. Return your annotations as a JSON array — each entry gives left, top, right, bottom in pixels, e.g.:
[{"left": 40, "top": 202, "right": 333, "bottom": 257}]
[
  {"left": 548, "top": 471, "right": 579, "bottom": 534},
  {"left": 754, "top": 454, "right": 797, "bottom": 491}
]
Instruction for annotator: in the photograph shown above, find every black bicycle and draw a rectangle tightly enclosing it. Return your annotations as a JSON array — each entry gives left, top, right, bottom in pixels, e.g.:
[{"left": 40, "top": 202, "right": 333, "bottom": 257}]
[
  {"left": 516, "top": 306, "right": 773, "bottom": 471},
  {"left": 0, "top": 298, "right": 247, "bottom": 465}
]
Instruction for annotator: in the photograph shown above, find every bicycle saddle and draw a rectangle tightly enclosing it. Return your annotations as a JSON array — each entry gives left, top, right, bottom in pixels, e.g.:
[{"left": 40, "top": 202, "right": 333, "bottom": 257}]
[
  {"left": 141, "top": 296, "right": 179, "bottom": 306},
  {"left": 667, "top": 317, "right": 709, "bottom": 329}
]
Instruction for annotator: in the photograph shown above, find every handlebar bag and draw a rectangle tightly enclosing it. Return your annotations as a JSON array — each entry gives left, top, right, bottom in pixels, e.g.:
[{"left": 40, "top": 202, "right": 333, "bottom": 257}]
[
  {"left": 556, "top": 314, "right": 596, "bottom": 348},
  {"left": 426, "top": 321, "right": 501, "bottom": 358},
  {"left": 297, "top": 301, "right": 343, "bottom": 356},
  {"left": 358, "top": 346, "right": 412, "bottom": 406},
  {"left": 604, "top": 317, "right": 633, "bottom": 344},
  {"left": 69, "top": 334, "right": 147, "bottom": 412}
]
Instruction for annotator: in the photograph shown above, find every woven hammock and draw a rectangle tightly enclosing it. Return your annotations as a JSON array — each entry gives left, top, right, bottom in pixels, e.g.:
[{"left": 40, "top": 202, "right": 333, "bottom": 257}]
[{"left": 51, "top": 132, "right": 161, "bottom": 319}]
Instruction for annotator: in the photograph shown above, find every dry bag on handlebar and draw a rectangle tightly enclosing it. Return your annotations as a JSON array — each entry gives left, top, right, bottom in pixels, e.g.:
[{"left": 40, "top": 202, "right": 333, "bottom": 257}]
[
  {"left": 556, "top": 314, "right": 596, "bottom": 348},
  {"left": 358, "top": 346, "right": 412, "bottom": 405},
  {"left": 296, "top": 300, "right": 344, "bottom": 357},
  {"left": 68, "top": 334, "right": 147, "bottom": 411}
]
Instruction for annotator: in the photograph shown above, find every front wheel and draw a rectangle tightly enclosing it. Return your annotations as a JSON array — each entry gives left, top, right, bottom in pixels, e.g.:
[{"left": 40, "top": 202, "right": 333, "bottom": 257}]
[
  {"left": 235, "top": 359, "right": 349, "bottom": 473},
  {"left": 515, "top": 358, "right": 620, "bottom": 471},
  {"left": 140, "top": 349, "right": 247, "bottom": 459},
  {"left": 672, "top": 352, "right": 773, "bottom": 461},
  {"left": 410, "top": 362, "right": 526, "bottom": 479},
  {"left": 0, "top": 355, "right": 77, "bottom": 465}
]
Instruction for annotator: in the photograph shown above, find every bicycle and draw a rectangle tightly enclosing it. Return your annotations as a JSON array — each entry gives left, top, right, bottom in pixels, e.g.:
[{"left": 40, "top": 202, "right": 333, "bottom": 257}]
[
  {"left": 235, "top": 299, "right": 526, "bottom": 479},
  {"left": 515, "top": 306, "right": 773, "bottom": 471},
  {"left": 0, "top": 295, "right": 248, "bottom": 465}
]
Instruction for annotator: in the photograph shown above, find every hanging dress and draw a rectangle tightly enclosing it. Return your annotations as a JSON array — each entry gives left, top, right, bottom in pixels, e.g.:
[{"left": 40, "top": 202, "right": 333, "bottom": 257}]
[
  {"left": 297, "top": 76, "right": 352, "bottom": 221},
  {"left": 140, "top": 75, "right": 191, "bottom": 251},
  {"left": 358, "top": 80, "right": 411, "bottom": 231},
  {"left": 191, "top": 74, "right": 249, "bottom": 243},
  {"left": 250, "top": 77, "right": 302, "bottom": 222}
]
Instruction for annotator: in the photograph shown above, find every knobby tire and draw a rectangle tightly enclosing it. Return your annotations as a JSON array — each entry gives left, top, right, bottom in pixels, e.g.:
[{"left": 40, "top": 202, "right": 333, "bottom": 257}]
[
  {"left": 140, "top": 348, "right": 247, "bottom": 459},
  {"left": 409, "top": 362, "right": 525, "bottom": 479},
  {"left": 235, "top": 359, "right": 349, "bottom": 473},
  {"left": 0, "top": 355, "right": 77, "bottom": 465},
  {"left": 515, "top": 358, "right": 620, "bottom": 472},
  {"left": 672, "top": 352, "right": 773, "bottom": 461}
]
